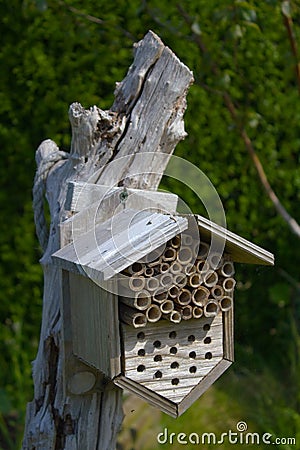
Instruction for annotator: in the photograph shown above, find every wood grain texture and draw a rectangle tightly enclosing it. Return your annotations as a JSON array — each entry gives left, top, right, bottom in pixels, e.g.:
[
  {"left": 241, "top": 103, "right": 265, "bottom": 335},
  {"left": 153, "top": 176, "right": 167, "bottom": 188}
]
[
  {"left": 52, "top": 209, "right": 188, "bottom": 281},
  {"left": 65, "top": 181, "right": 179, "bottom": 213},
  {"left": 24, "top": 30, "right": 193, "bottom": 449},
  {"left": 196, "top": 214, "right": 274, "bottom": 265},
  {"left": 119, "top": 316, "right": 225, "bottom": 412}
]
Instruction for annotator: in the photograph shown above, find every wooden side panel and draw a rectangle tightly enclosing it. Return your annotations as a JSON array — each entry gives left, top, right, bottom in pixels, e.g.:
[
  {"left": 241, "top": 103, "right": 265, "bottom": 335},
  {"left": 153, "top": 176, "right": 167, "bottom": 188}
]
[{"left": 69, "top": 272, "right": 121, "bottom": 378}]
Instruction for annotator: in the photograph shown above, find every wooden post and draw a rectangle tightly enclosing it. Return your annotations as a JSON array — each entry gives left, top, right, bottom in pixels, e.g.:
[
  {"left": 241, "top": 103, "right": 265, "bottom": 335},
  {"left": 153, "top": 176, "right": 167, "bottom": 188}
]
[{"left": 23, "top": 31, "right": 193, "bottom": 449}]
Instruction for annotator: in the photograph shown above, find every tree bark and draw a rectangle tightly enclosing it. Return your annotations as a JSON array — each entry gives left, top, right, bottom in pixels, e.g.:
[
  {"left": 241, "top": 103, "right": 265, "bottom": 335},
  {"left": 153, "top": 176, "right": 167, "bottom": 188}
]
[{"left": 23, "top": 31, "right": 193, "bottom": 450}]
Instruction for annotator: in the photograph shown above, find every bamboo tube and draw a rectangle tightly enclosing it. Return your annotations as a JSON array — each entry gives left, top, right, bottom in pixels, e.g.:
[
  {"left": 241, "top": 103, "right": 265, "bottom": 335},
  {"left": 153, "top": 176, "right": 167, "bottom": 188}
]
[
  {"left": 174, "top": 288, "right": 192, "bottom": 306},
  {"left": 147, "top": 250, "right": 162, "bottom": 267},
  {"left": 146, "top": 304, "right": 162, "bottom": 323},
  {"left": 196, "top": 260, "right": 210, "bottom": 274},
  {"left": 160, "top": 273, "right": 174, "bottom": 289},
  {"left": 182, "top": 234, "right": 193, "bottom": 246},
  {"left": 129, "top": 275, "right": 146, "bottom": 291},
  {"left": 204, "top": 299, "right": 220, "bottom": 317},
  {"left": 153, "top": 289, "right": 169, "bottom": 303},
  {"left": 197, "top": 241, "right": 209, "bottom": 259},
  {"left": 211, "top": 284, "right": 224, "bottom": 300},
  {"left": 163, "top": 310, "right": 182, "bottom": 323},
  {"left": 192, "top": 286, "right": 210, "bottom": 307},
  {"left": 125, "top": 261, "right": 144, "bottom": 276},
  {"left": 203, "top": 270, "right": 218, "bottom": 288},
  {"left": 170, "top": 261, "right": 182, "bottom": 274},
  {"left": 119, "top": 304, "right": 147, "bottom": 328},
  {"left": 176, "top": 304, "right": 193, "bottom": 320},
  {"left": 219, "top": 296, "right": 233, "bottom": 312},
  {"left": 177, "top": 245, "right": 193, "bottom": 264},
  {"left": 184, "top": 263, "right": 197, "bottom": 276},
  {"left": 158, "top": 262, "right": 170, "bottom": 274},
  {"left": 168, "top": 285, "right": 180, "bottom": 299},
  {"left": 146, "top": 277, "right": 160, "bottom": 292},
  {"left": 120, "top": 290, "right": 151, "bottom": 311},
  {"left": 192, "top": 306, "right": 203, "bottom": 319},
  {"left": 170, "top": 234, "right": 181, "bottom": 249},
  {"left": 188, "top": 273, "right": 202, "bottom": 288},
  {"left": 143, "top": 266, "right": 155, "bottom": 277},
  {"left": 174, "top": 273, "right": 187, "bottom": 288},
  {"left": 207, "top": 253, "right": 223, "bottom": 270},
  {"left": 223, "top": 277, "right": 236, "bottom": 292},
  {"left": 162, "top": 246, "right": 177, "bottom": 262},
  {"left": 219, "top": 261, "right": 235, "bottom": 277},
  {"left": 160, "top": 300, "right": 174, "bottom": 314}
]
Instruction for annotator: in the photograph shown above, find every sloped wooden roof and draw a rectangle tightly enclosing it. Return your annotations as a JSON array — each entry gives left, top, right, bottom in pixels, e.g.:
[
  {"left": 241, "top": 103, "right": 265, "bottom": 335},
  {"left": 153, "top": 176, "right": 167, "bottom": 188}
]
[
  {"left": 196, "top": 215, "right": 274, "bottom": 265},
  {"left": 52, "top": 209, "right": 188, "bottom": 281}
]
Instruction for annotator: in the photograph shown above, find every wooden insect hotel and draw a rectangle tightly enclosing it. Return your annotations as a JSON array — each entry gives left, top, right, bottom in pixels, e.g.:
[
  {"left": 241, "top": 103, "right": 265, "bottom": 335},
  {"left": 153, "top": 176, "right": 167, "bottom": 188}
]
[{"left": 52, "top": 182, "right": 274, "bottom": 417}]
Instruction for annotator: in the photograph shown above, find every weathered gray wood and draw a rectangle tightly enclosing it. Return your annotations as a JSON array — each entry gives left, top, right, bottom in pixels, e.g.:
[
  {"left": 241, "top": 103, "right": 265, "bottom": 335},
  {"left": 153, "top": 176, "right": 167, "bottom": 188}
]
[
  {"left": 65, "top": 181, "right": 179, "bottom": 213},
  {"left": 60, "top": 185, "right": 180, "bottom": 248},
  {"left": 196, "top": 214, "right": 274, "bottom": 265},
  {"left": 52, "top": 209, "right": 187, "bottom": 280},
  {"left": 69, "top": 272, "right": 121, "bottom": 378},
  {"left": 118, "top": 315, "right": 224, "bottom": 414},
  {"left": 24, "top": 30, "right": 193, "bottom": 450}
]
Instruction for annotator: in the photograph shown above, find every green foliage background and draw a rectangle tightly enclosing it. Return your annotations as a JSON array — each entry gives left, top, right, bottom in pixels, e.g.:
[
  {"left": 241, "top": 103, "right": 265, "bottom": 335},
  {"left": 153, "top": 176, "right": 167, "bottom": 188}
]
[{"left": 1, "top": 0, "right": 300, "bottom": 448}]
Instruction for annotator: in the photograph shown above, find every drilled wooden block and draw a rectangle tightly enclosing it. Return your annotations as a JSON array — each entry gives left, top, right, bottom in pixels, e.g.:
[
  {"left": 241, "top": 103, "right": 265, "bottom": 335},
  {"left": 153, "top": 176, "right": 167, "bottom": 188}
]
[{"left": 121, "top": 315, "right": 223, "bottom": 404}]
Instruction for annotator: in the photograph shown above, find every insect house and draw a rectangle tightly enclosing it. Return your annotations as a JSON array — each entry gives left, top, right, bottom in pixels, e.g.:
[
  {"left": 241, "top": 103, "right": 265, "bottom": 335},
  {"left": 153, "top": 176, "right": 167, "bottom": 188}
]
[{"left": 52, "top": 182, "right": 274, "bottom": 417}]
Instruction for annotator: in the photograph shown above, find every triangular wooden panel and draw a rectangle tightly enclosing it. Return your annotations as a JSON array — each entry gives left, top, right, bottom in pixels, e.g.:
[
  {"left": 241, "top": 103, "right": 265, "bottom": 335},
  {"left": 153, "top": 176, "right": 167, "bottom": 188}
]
[{"left": 52, "top": 209, "right": 188, "bottom": 280}]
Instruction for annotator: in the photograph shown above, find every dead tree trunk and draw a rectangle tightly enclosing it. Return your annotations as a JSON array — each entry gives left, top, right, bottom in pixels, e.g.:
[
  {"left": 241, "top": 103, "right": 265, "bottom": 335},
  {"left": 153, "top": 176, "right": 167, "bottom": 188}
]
[{"left": 23, "top": 31, "right": 193, "bottom": 450}]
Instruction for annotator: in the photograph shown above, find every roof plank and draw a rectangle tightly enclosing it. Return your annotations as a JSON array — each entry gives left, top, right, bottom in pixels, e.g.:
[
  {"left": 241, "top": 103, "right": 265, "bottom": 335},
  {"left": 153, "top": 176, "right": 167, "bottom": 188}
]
[
  {"left": 52, "top": 209, "right": 188, "bottom": 280},
  {"left": 196, "top": 214, "right": 274, "bottom": 265}
]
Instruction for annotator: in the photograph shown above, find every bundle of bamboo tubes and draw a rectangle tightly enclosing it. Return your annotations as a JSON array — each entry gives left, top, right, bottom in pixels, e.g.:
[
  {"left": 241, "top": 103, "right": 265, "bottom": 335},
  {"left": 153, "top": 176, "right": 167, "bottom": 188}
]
[{"left": 119, "top": 234, "right": 236, "bottom": 328}]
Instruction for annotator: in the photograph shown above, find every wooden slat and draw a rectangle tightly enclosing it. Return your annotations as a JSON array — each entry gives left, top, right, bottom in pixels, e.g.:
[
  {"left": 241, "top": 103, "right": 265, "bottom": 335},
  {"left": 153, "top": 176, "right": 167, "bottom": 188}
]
[
  {"left": 69, "top": 272, "right": 121, "bottom": 378},
  {"left": 52, "top": 209, "right": 188, "bottom": 280},
  {"left": 65, "top": 182, "right": 178, "bottom": 213},
  {"left": 113, "top": 376, "right": 178, "bottom": 418},
  {"left": 195, "top": 214, "right": 274, "bottom": 265},
  {"left": 223, "top": 292, "right": 234, "bottom": 362}
]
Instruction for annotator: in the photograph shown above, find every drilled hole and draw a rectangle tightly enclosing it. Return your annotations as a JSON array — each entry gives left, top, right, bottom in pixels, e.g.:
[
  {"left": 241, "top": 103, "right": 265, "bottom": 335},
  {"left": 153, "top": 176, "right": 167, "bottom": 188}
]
[
  {"left": 172, "top": 378, "right": 180, "bottom": 385},
  {"left": 189, "top": 366, "right": 197, "bottom": 373},
  {"left": 170, "top": 347, "right": 177, "bottom": 355},
  {"left": 169, "top": 331, "right": 177, "bottom": 339},
  {"left": 138, "top": 349, "right": 145, "bottom": 356},
  {"left": 154, "top": 370, "right": 162, "bottom": 379},
  {"left": 137, "top": 332, "right": 145, "bottom": 340},
  {"left": 203, "top": 324, "right": 210, "bottom": 331},
  {"left": 188, "top": 335, "right": 195, "bottom": 342},
  {"left": 137, "top": 365, "right": 146, "bottom": 372},
  {"left": 204, "top": 337, "right": 212, "bottom": 344},
  {"left": 153, "top": 340, "right": 161, "bottom": 348},
  {"left": 171, "top": 361, "right": 179, "bottom": 369},
  {"left": 154, "top": 355, "right": 162, "bottom": 362},
  {"left": 205, "top": 352, "right": 212, "bottom": 360},
  {"left": 189, "top": 351, "right": 196, "bottom": 359}
]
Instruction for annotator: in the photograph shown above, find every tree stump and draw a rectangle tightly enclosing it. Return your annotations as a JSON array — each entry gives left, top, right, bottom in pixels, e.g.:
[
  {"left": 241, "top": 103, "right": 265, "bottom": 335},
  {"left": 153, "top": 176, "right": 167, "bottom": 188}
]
[{"left": 23, "top": 31, "right": 193, "bottom": 450}]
